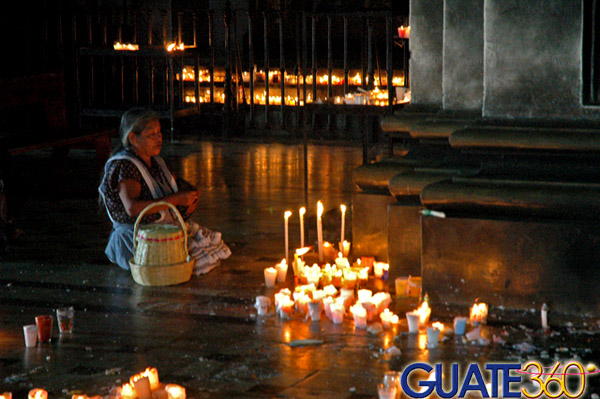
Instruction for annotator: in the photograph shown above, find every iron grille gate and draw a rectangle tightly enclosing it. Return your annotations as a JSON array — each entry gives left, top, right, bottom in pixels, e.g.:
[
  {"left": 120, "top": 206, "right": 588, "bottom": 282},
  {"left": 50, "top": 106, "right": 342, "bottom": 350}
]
[{"left": 71, "top": 7, "right": 408, "bottom": 139}]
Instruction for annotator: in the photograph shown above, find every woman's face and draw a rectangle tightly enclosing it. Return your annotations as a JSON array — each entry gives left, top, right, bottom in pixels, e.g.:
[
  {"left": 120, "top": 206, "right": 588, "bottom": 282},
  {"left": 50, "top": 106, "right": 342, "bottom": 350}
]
[{"left": 130, "top": 119, "right": 163, "bottom": 160}]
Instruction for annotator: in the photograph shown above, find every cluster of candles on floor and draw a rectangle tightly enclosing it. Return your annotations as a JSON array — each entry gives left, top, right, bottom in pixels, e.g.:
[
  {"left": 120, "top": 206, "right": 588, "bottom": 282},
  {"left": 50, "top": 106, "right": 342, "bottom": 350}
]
[{"left": 3, "top": 368, "right": 186, "bottom": 399}]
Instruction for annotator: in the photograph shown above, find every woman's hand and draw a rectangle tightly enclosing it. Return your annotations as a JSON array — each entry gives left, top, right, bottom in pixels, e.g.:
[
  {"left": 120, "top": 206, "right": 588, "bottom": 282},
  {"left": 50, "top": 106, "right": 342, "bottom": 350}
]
[{"left": 171, "top": 189, "right": 199, "bottom": 208}]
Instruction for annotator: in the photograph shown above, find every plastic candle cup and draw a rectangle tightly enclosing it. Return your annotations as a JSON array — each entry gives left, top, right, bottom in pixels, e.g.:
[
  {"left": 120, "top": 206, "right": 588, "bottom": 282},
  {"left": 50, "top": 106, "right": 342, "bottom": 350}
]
[{"left": 264, "top": 267, "right": 278, "bottom": 288}]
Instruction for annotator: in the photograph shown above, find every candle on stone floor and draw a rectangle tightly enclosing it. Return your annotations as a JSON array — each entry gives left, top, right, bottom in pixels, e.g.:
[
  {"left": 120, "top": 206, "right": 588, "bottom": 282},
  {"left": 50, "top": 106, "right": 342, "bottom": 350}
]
[
  {"left": 380, "top": 308, "right": 394, "bottom": 329},
  {"left": 72, "top": 395, "right": 89, "bottom": 399},
  {"left": 279, "top": 297, "right": 295, "bottom": 319},
  {"left": 0, "top": 393, "right": 11, "bottom": 399},
  {"left": 317, "top": 201, "right": 324, "bottom": 262},
  {"left": 374, "top": 262, "right": 385, "bottom": 278},
  {"left": 131, "top": 375, "right": 152, "bottom": 399},
  {"left": 140, "top": 367, "right": 159, "bottom": 390},
  {"left": 340, "top": 204, "right": 346, "bottom": 245},
  {"left": 264, "top": 267, "right": 278, "bottom": 288},
  {"left": 431, "top": 321, "right": 445, "bottom": 332},
  {"left": 165, "top": 384, "right": 186, "bottom": 399},
  {"left": 340, "top": 240, "right": 350, "bottom": 258},
  {"left": 275, "top": 259, "right": 288, "bottom": 283},
  {"left": 299, "top": 207, "right": 306, "bottom": 248},
  {"left": 28, "top": 390, "right": 47, "bottom": 399},
  {"left": 414, "top": 301, "right": 431, "bottom": 325},
  {"left": 427, "top": 326, "right": 441, "bottom": 348},
  {"left": 344, "top": 270, "right": 357, "bottom": 288},
  {"left": 330, "top": 302, "right": 345, "bottom": 324},
  {"left": 120, "top": 383, "right": 136, "bottom": 399},
  {"left": 284, "top": 211, "right": 292, "bottom": 264},
  {"left": 323, "top": 284, "right": 337, "bottom": 297},
  {"left": 541, "top": 303, "right": 549, "bottom": 331},
  {"left": 350, "top": 304, "right": 367, "bottom": 329},
  {"left": 470, "top": 301, "right": 488, "bottom": 326}
]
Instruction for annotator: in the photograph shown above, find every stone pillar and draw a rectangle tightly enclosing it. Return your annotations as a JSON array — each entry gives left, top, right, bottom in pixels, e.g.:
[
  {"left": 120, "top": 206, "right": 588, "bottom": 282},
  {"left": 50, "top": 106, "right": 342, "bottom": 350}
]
[
  {"left": 483, "top": 0, "right": 582, "bottom": 118},
  {"left": 409, "top": 0, "right": 444, "bottom": 108},
  {"left": 442, "top": 0, "right": 484, "bottom": 112}
]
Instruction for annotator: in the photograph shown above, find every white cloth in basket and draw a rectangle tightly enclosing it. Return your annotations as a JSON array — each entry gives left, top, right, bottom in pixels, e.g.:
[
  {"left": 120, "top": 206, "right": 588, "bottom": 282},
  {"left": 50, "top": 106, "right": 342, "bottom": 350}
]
[{"left": 187, "top": 221, "right": 232, "bottom": 275}]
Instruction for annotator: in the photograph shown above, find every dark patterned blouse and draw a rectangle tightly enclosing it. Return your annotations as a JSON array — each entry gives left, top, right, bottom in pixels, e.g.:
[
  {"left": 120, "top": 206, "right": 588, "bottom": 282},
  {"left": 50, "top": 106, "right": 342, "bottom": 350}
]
[{"left": 101, "top": 151, "right": 172, "bottom": 225}]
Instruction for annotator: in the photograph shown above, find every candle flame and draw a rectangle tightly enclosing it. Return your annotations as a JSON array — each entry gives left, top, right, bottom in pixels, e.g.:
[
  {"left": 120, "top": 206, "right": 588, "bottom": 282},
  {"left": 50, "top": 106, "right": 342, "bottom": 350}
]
[
  {"left": 28, "top": 390, "right": 47, "bottom": 399},
  {"left": 165, "top": 384, "right": 186, "bottom": 399},
  {"left": 317, "top": 201, "right": 323, "bottom": 217},
  {"left": 296, "top": 247, "right": 310, "bottom": 256},
  {"left": 299, "top": 207, "right": 306, "bottom": 216},
  {"left": 340, "top": 204, "right": 346, "bottom": 213},
  {"left": 284, "top": 210, "right": 292, "bottom": 219},
  {"left": 414, "top": 301, "right": 431, "bottom": 325},
  {"left": 432, "top": 321, "right": 444, "bottom": 332}
]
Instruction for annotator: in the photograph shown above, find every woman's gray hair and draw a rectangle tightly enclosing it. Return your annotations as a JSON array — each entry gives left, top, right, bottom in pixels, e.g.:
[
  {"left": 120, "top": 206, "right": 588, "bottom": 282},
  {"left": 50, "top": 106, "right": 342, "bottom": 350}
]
[{"left": 118, "top": 108, "right": 160, "bottom": 148}]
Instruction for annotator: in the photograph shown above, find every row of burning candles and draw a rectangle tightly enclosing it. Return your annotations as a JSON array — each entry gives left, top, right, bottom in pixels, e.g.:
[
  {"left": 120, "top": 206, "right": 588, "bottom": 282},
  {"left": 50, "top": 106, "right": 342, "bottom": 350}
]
[
  {"left": 265, "top": 252, "right": 389, "bottom": 289},
  {"left": 5, "top": 368, "right": 186, "bottom": 399},
  {"left": 178, "top": 68, "right": 405, "bottom": 87},
  {"left": 183, "top": 86, "right": 403, "bottom": 106},
  {"left": 265, "top": 282, "right": 490, "bottom": 340}
]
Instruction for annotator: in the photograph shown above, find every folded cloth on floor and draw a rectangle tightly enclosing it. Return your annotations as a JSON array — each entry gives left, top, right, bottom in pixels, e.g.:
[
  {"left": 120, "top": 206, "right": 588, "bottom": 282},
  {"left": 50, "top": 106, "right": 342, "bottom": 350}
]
[{"left": 187, "top": 221, "right": 232, "bottom": 275}]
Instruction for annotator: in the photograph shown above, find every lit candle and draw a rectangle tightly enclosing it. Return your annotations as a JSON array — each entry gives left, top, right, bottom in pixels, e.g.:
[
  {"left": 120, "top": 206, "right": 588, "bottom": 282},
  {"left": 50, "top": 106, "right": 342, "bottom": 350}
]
[
  {"left": 340, "top": 204, "right": 346, "bottom": 245},
  {"left": 350, "top": 304, "right": 368, "bottom": 329},
  {"left": 1, "top": 393, "right": 12, "bottom": 399},
  {"left": 279, "top": 297, "right": 295, "bottom": 319},
  {"left": 299, "top": 207, "right": 306, "bottom": 248},
  {"left": 380, "top": 308, "right": 394, "bottom": 329},
  {"left": 120, "top": 383, "right": 136, "bottom": 399},
  {"left": 264, "top": 267, "right": 278, "bottom": 288},
  {"left": 414, "top": 301, "right": 431, "bottom": 325},
  {"left": 340, "top": 240, "right": 350, "bottom": 258},
  {"left": 317, "top": 201, "right": 324, "bottom": 262},
  {"left": 330, "top": 302, "right": 345, "bottom": 324},
  {"left": 397, "top": 25, "right": 411, "bottom": 39},
  {"left": 28, "top": 390, "right": 47, "bottom": 399},
  {"left": 470, "top": 301, "right": 488, "bottom": 326},
  {"left": 374, "top": 262, "right": 385, "bottom": 278},
  {"left": 141, "top": 367, "right": 159, "bottom": 390},
  {"left": 431, "top": 321, "right": 445, "bottom": 332},
  {"left": 284, "top": 211, "right": 292, "bottom": 264},
  {"left": 165, "top": 384, "right": 186, "bottom": 399},
  {"left": 131, "top": 375, "right": 151, "bottom": 399},
  {"left": 275, "top": 259, "right": 288, "bottom": 283}
]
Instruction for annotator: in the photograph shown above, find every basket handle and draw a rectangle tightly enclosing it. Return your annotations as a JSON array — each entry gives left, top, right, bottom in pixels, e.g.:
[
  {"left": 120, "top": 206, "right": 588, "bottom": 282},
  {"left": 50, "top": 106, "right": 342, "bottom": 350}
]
[{"left": 132, "top": 201, "right": 188, "bottom": 256}]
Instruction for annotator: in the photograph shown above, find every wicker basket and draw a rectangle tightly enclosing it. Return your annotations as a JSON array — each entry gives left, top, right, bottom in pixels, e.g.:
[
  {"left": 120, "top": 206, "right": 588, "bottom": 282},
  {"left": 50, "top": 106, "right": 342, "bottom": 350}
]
[{"left": 129, "top": 201, "right": 194, "bottom": 286}]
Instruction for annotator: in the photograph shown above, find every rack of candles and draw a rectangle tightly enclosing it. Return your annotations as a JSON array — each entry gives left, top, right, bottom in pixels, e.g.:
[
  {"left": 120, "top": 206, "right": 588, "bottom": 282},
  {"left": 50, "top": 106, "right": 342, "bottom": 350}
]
[{"left": 178, "top": 67, "right": 408, "bottom": 107}]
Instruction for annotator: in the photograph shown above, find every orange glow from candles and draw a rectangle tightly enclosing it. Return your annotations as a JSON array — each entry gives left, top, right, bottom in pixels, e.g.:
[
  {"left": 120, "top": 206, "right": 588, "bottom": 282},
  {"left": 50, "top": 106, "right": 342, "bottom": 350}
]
[
  {"left": 120, "top": 383, "right": 135, "bottom": 399},
  {"left": 0, "top": 393, "right": 11, "bottom": 399},
  {"left": 470, "top": 302, "right": 488, "bottom": 324},
  {"left": 165, "top": 384, "right": 186, "bottom": 399},
  {"left": 113, "top": 42, "right": 139, "bottom": 51},
  {"left": 166, "top": 42, "right": 185, "bottom": 52},
  {"left": 432, "top": 321, "right": 444, "bottom": 332}
]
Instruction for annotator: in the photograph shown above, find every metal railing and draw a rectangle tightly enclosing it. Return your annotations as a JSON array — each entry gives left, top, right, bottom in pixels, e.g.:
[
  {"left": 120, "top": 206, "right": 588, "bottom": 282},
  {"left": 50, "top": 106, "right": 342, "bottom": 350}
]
[{"left": 62, "top": 7, "right": 408, "bottom": 137}]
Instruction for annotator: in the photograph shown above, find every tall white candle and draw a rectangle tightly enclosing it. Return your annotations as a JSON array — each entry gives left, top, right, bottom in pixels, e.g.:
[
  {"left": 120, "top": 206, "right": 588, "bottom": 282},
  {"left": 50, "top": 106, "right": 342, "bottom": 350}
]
[
  {"left": 317, "top": 201, "right": 324, "bottom": 262},
  {"left": 284, "top": 211, "right": 292, "bottom": 264},
  {"left": 299, "top": 207, "right": 306, "bottom": 248},
  {"left": 340, "top": 204, "right": 346, "bottom": 244},
  {"left": 541, "top": 303, "right": 548, "bottom": 330}
]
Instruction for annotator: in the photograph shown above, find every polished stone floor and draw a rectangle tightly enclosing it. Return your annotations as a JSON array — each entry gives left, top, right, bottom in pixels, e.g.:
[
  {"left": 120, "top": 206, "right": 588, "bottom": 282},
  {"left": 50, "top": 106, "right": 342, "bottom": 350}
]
[{"left": 1, "top": 137, "right": 600, "bottom": 398}]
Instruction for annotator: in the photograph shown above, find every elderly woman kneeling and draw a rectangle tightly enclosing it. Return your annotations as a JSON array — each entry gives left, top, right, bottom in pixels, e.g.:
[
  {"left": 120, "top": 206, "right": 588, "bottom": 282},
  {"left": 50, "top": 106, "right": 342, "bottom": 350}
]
[{"left": 99, "top": 108, "right": 230, "bottom": 274}]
